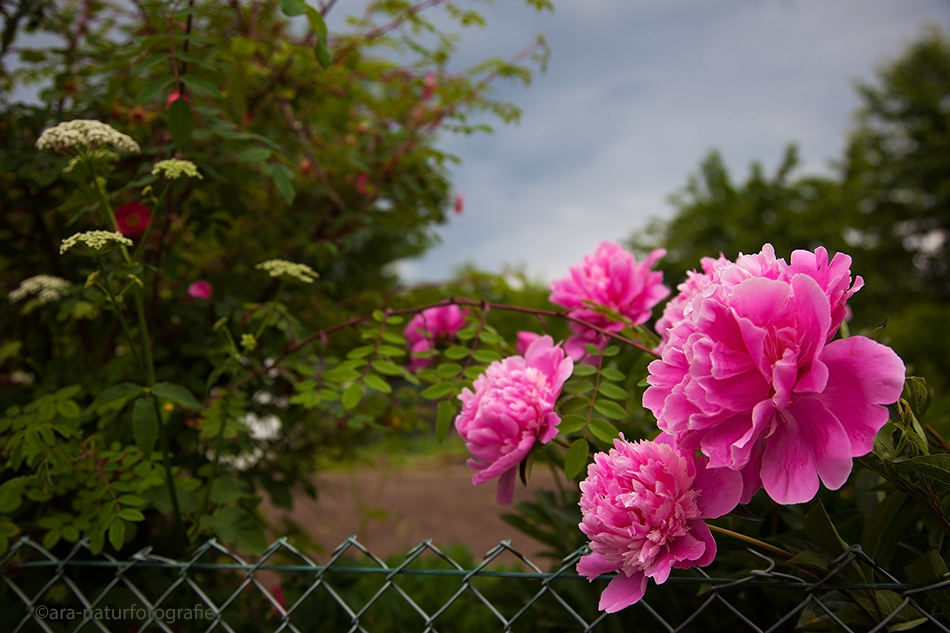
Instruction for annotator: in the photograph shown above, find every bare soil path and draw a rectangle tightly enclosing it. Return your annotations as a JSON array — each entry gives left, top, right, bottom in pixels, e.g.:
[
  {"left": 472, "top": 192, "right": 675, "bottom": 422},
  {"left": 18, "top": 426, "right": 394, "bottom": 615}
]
[{"left": 265, "top": 454, "right": 565, "bottom": 563}]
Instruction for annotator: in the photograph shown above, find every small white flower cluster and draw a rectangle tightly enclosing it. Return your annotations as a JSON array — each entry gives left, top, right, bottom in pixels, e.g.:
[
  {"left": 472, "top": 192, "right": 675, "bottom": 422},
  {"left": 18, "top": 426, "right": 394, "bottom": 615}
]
[
  {"left": 36, "top": 120, "right": 141, "bottom": 154},
  {"left": 60, "top": 231, "right": 133, "bottom": 256},
  {"left": 255, "top": 259, "right": 319, "bottom": 284},
  {"left": 8, "top": 275, "right": 70, "bottom": 304},
  {"left": 152, "top": 159, "right": 203, "bottom": 180}
]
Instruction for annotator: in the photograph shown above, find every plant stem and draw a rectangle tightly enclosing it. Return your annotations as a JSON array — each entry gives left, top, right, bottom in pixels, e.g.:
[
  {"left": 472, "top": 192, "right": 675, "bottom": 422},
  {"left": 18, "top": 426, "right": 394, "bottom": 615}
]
[
  {"left": 88, "top": 157, "right": 184, "bottom": 537},
  {"left": 708, "top": 524, "right": 794, "bottom": 561},
  {"left": 96, "top": 257, "right": 147, "bottom": 381},
  {"left": 254, "top": 281, "right": 286, "bottom": 340}
]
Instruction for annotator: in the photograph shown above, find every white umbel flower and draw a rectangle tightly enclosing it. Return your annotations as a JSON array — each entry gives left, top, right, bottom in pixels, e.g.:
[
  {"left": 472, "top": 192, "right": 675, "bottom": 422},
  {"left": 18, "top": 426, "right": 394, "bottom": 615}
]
[
  {"left": 60, "top": 231, "right": 133, "bottom": 257},
  {"left": 8, "top": 275, "right": 70, "bottom": 304},
  {"left": 152, "top": 159, "right": 203, "bottom": 180},
  {"left": 255, "top": 259, "right": 319, "bottom": 284},
  {"left": 36, "top": 120, "right": 141, "bottom": 154}
]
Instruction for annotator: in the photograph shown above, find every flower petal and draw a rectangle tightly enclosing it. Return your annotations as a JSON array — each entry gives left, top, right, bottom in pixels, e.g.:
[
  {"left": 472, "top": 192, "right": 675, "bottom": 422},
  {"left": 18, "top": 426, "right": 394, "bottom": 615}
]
[
  {"left": 599, "top": 571, "right": 649, "bottom": 613},
  {"left": 819, "top": 336, "right": 905, "bottom": 456}
]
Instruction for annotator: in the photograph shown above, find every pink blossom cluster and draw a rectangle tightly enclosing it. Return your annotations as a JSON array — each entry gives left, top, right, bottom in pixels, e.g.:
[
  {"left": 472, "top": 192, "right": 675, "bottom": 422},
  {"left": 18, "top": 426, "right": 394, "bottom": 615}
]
[
  {"left": 454, "top": 335, "right": 573, "bottom": 504},
  {"left": 403, "top": 305, "right": 469, "bottom": 371},
  {"left": 577, "top": 435, "right": 741, "bottom": 612},
  {"left": 549, "top": 241, "right": 669, "bottom": 359},
  {"left": 644, "top": 245, "right": 905, "bottom": 505}
]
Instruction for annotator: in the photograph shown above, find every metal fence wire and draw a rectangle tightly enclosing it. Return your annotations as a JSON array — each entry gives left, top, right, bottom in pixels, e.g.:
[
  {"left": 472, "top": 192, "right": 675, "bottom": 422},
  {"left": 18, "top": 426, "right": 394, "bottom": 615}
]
[{"left": 1, "top": 535, "right": 948, "bottom": 633}]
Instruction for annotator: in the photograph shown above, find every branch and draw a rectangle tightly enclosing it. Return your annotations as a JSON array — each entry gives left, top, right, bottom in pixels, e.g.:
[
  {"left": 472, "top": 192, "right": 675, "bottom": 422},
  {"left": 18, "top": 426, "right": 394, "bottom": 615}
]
[{"left": 227, "top": 297, "right": 660, "bottom": 396}]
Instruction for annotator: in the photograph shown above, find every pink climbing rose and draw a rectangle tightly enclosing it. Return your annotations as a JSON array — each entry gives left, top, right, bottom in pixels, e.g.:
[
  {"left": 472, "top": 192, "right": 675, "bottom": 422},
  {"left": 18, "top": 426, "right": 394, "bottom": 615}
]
[
  {"left": 114, "top": 201, "right": 151, "bottom": 236},
  {"left": 455, "top": 335, "right": 573, "bottom": 505},
  {"left": 403, "top": 305, "right": 469, "bottom": 371},
  {"left": 643, "top": 245, "right": 905, "bottom": 505},
  {"left": 550, "top": 242, "right": 669, "bottom": 359},
  {"left": 577, "top": 435, "right": 742, "bottom": 613}
]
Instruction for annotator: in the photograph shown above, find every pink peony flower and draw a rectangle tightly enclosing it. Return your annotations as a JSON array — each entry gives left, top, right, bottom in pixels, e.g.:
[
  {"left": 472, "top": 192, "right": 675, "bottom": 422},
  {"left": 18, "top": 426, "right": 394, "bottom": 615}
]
[
  {"left": 455, "top": 335, "right": 573, "bottom": 504},
  {"left": 114, "top": 201, "right": 151, "bottom": 236},
  {"left": 654, "top": 255, "right": 729, "bottom": 350},
  {"left": 577, "top": 434, "right": 742, "bottom": 613},
  {"left": 515, "top": 331, "right": 540, "bottom": 356},
  {"left": 404, "top": 305, "right": 469, "bottom": 371},
  {"left": 643, "top": 245, "right": 905, "bottom": 505},
  {"left": 187, "top": 280, "right": 212, "bottom": 300},
  {"left": 550, "top": 242, "right": 669, "bottom": 359}
]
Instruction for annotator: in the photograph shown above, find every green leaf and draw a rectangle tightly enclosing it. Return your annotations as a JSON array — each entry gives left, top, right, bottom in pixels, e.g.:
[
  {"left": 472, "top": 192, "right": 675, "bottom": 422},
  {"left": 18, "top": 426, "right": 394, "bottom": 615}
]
[
  {"left": 237, "top": 147, "right": 272, "bottom": 163},
  {"left": 117, "top": 495, "right": 146, "bottom": 507},
  {"left": 588, "top": 418, "right": 620, "bottom": 443},
  {"left": 557, "top": 414, "right": 587, "bottom": 435},
  {"left": 55, "top": 400, "right": 81, "bottom": 418},
  {"left": 593, "top": 399, "right": 628, "bottom": 420},
  {"left": 166, "top": 97, "right": 195, "bottom": 147},
  {"left": 583, "top": 344, "right": 602, "bottom": 356},
  {"left": 435, "top": 363, "right": 463, "bottom": 378},
  {"left": 280, "top": 0, "right": 308, "bottom": 16},
  {"left": 132, "top": 52, "right": 170, "bottom": 76},
  {"left": 571, "top": 364, "right": 597, "bottom": 377},
  {"left": 463, "top": 367, "right": 484, "bottom": 380},
  {"left": 421, "top": 382, "right": 454, "bottom": 400},
  {"left": 600, "top": 367, "right": 626, "bottom": 382},
  {"left": 132, "top": 397, "right": 158, "bottom": 455},
  {"left": 151, "top": 382, "right": 201, "bottom": 408},
  {"left": 118, "top": 508, "right": 145, "bottom": 522},
  {"left": 564, "top": 439, "right": 589, "bottom": 480},
  {"left": 108, "top": 520, "right": 126, "bottom": 551},
  {"left": 603, "top": 345, "right": 620, "bottom": 357},
  {"left": 347, "top": 345, "right": 375, "bottom": 359},
  {"left": 597, "top": 383, "right": 628, "bottom": 401},
  {"left": 272, "top": 165, "right": 296, "bottom": 205},
  {"left": 373, "top": 360, "right": 404, "bottom": 376},
  {"left": 861, "top": 491, "right": 913, "bottom": 568},
  {"left": 563, "top": 379, "right": 594, "bottom": 395},
  {"left": 906, "top": 551, "right": 950, "bottom": 612},
  {"left": 43, "top": 529, "right": 61, "bottom": 550},
  {"left": 0, "top": 478, "right": 26, "bottom": 513},
  {"left": 803, "top": 501, "right": 849, "bottom": 558},
  {"left": 786, "top": 549, "right": 830, "bottom": 572},
  {"left": 305, "top": 6, "right": 328, "bottom": 38},
  {"left": 180, "top": 74, "right": 223, "bottom": 99},
  {"left": 472, "top": 350, "right": 501, "bottom": 363},
  {"left": 341, "top": 383, "right": 362, "bottom": 410},
  {"left": 896, "top": 454, "right": 950, "bottom": 488},
  {"left": 135, "top": 76, "right": 174, "bottom": 104},
  {"left": 443, "top": 346, "right": 470, "bottom": 360},
  {"left": 209, "top": 476, "right": 251, "bottom": 504},
  {"left": 436, "top": 400, "right": 455, "bottom": 442},
  {"left": 363, "top": 373, "right": 392, "bottom": 394},
  {"left": 91, "top": 383, "right": 142, "bottom": 410},
  {"left": 202, "top": 506, "right": 266, "bottom": 555}
]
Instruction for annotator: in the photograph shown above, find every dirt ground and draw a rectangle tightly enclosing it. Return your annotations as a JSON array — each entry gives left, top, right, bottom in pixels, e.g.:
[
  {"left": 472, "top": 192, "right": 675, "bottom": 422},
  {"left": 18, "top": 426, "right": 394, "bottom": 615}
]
[{"left": 263, "top": 454, "right": 566, "bottom": 563}]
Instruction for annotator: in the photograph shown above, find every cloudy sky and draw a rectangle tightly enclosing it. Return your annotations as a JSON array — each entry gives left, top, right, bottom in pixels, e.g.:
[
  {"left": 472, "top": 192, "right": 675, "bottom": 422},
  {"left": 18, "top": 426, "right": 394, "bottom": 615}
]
[{"left": 354, "top": 1, "right": 950, "bottom": 284}]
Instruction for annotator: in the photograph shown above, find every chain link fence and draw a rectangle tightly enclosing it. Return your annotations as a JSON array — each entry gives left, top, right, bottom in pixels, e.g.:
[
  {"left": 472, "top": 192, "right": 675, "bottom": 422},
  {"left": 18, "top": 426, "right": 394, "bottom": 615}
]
[{"left": 2, "top": 534, "right": 948, "bottom": 633}]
